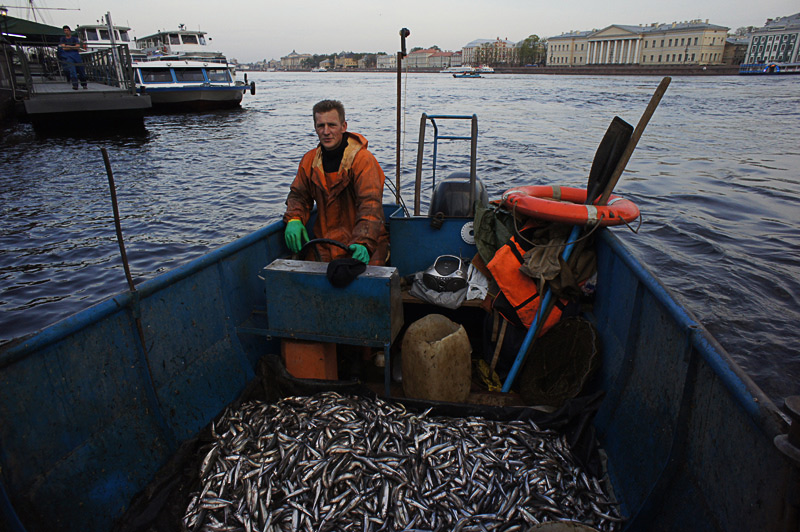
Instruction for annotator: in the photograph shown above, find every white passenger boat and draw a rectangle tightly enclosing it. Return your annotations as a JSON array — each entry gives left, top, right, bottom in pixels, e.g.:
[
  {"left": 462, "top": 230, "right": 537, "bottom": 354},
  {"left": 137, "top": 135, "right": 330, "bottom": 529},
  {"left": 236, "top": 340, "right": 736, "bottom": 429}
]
[
  {"left": 134, "top": 59, "right": 255, "bottom": 111},
  {"left": 136, "top": 25, "right": 225, "bottom": 62},
  {"left": 75, "top": 22, "right": 145, "bottom": 58},
  {"left": 476, "top": 65, "right": 495, "bottom": 73},
  {"left": 440, "top": 66, "right": 474, "bottom": 74}
]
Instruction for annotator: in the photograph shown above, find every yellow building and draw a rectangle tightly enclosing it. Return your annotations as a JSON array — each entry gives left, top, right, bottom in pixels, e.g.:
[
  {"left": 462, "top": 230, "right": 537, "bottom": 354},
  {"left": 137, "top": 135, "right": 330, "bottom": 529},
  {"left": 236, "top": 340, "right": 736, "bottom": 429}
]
[
  {"left": 280, "top": 50, "right": 312, "bottom": 69},
  {"left": 548, "top": 20, "right": 729, "bottom": 66},
  {"left": 334, "top": 54, "right": 357, "bottom": 69}
]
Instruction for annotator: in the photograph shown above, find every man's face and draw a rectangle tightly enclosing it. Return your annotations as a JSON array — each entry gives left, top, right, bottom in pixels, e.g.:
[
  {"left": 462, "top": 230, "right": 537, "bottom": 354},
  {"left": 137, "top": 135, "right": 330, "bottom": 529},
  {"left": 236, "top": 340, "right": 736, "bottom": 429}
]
[
  {"left": 63, "top": 28, "right": 72, "bottom": 38},
  {"left": 314, "top": 109, "right": 347, "bottom": 150}
]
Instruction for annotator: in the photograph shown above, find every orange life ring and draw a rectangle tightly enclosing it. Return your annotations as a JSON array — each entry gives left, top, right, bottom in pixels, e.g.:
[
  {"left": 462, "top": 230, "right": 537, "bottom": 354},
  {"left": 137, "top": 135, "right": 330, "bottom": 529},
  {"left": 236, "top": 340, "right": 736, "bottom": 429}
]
[{"left": 501, "top": 185, "right": 639, "bottom": 226}]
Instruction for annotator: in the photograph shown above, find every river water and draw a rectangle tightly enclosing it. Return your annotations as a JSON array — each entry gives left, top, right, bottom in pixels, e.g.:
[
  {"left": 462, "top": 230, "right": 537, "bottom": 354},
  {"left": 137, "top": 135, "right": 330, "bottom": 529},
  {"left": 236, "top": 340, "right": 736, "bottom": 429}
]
[{"left": 1, "top": 72, "right": 798, "bottom": 404}]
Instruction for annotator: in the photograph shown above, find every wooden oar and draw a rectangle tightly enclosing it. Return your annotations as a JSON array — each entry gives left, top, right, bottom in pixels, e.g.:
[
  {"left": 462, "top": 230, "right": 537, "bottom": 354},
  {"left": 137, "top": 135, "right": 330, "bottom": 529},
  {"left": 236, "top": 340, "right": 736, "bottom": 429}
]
[{"left": 501, "top": 76, "right": 671, "bottom": 393}]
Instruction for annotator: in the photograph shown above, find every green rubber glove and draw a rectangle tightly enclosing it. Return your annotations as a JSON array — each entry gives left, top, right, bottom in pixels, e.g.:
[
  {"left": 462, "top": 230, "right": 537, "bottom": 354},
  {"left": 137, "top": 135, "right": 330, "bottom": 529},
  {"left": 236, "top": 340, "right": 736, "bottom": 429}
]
[
  {"left": 349, "top": 244, "right": 369, "bottom": 264},
  {"left": 284, "top": 219, "right": 309, "bottom": 253}
]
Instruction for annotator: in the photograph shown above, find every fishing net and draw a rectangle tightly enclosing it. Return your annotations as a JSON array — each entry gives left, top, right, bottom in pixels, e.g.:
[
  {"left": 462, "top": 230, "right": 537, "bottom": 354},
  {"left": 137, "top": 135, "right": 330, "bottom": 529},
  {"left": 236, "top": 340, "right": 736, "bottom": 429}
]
[{"left": 518, "top": 317, "right": 600, "bottom": 408}]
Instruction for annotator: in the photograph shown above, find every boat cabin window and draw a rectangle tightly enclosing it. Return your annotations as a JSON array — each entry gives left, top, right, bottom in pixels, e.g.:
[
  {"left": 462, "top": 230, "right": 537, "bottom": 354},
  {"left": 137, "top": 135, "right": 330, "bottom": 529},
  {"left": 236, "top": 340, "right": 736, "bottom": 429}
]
[
  {"left": 206, "top": 68, "right": 231, "bottom": 82},
  {"left": 84, "top": 29, "right": 98, "bottom": 41},
  {"left": 119, "top": 30, "right": 130, "bottom": 42},
  {"left": 99, "top": 29, "right": 109, "bottom": 41},
  {"left": 182, "top": 34, "right": 199, "bottom": 45},
  {"left": 169, "top": 34, "right": 181, "bottom": 45},
  {"left": 174, "top": 68, "right": 206, "bottom": 82},
  {"left": 139, "top": 68, "right": 173, "bottom": 83}
]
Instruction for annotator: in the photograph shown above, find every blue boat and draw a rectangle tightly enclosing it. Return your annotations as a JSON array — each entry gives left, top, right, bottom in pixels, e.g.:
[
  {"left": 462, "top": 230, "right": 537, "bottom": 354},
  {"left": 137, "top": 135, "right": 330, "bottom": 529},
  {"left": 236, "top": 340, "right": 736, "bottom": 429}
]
[
  {"left": 738, "top": 61, "right": 800, "bottom": 75},
  {"left": 0, "top": 109, "right": 798, "bottom": 532},
  {"left": 453, "top": 72, "right": 482, "bottom": 78}
]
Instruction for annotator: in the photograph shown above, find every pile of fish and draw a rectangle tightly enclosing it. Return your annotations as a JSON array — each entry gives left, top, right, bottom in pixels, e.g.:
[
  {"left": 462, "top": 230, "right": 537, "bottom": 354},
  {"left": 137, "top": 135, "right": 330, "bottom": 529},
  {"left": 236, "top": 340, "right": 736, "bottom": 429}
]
[{"left": 183, "top": 392, "right": 623, "bottom": 531}]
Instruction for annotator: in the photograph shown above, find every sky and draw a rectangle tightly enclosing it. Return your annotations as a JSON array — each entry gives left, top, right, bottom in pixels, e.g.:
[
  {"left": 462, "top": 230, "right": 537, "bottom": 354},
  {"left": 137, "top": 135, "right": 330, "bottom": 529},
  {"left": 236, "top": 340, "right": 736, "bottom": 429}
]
[{"left": 9, "top": 0, "right": 800, "bottom": 63}]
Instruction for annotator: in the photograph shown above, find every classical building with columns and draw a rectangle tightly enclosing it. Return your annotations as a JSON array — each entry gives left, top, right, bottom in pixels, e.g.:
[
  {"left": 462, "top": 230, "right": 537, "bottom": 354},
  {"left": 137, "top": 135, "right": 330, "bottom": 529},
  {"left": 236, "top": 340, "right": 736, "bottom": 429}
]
[{"left": 548, "top": 20, "right": 729, "bottom": 66}]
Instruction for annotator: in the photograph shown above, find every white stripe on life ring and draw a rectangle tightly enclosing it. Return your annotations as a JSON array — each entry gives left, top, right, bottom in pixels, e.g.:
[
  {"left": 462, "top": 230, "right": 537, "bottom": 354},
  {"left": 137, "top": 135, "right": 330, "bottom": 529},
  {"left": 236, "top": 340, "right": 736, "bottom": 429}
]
[
  {"left": 551, "top": 185, "right": 561, "bottom": 201},
  {"left": 585, "top": 205, "right": 599, "bottom": 224}
]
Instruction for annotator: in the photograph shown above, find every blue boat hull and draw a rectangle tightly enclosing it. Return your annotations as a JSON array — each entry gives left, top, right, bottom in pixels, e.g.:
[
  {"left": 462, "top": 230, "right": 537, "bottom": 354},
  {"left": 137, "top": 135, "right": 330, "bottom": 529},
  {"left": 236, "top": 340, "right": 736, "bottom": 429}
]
[{"left": 0, "top": 209, "right": 797, "bottom": 531}]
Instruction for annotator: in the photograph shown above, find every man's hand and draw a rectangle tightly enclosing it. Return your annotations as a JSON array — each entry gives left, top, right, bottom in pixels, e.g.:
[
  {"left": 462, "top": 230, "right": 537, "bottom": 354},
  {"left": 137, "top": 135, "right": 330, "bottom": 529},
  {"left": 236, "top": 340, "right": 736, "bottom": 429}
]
[
  {"left": 284, "top": 219, "right": 308, "bottom": 253},
  {"left": 349, "top": 244, "right": 369, "bottom": 264}
]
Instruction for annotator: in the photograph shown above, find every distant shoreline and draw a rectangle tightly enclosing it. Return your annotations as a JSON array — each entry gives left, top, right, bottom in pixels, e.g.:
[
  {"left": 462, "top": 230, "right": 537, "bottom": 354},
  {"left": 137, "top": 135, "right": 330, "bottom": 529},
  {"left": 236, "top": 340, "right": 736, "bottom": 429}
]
[{"left": 245, "top": 64, "right": 741, "bottom": 76}]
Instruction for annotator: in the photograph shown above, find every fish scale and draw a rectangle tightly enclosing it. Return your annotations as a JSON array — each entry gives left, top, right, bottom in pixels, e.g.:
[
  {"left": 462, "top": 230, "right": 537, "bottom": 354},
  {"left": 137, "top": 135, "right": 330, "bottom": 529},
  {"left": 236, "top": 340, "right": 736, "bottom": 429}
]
[{"left": 183, "top": 391, "right": 623, "bottom": 532}]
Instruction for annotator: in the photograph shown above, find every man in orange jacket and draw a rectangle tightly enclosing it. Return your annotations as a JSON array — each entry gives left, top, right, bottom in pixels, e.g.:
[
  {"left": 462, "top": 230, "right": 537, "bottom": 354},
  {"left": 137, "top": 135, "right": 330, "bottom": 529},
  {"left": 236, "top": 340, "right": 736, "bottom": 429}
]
[{"left": 283, "top": 100, "right": 389, "bottom": 265}]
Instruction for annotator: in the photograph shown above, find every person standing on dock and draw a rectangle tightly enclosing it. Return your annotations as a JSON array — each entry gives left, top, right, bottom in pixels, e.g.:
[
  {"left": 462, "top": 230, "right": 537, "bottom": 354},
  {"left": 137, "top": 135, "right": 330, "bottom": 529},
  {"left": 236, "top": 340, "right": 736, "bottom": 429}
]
[
  {"left": 283, "top": 99, "right": 389, "bottom": 265},
  {"left": 58, "top": 25, "right": 87, "bottom": 90}
]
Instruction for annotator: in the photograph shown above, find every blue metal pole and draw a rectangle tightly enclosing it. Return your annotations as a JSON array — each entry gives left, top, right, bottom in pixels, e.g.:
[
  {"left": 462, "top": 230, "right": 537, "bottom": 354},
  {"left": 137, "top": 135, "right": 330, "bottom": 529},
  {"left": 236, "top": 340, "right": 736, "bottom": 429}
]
[{"left": 501, "top": 224, "right": 581, "bottom": 392}]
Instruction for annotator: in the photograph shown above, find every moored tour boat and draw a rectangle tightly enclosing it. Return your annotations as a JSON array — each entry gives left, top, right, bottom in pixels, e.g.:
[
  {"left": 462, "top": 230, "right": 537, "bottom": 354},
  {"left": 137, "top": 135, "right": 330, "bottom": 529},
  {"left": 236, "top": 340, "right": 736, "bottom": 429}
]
[
  {"left": 739, "top": 61, "right": 800, "bottom": 74},
  {"left": 133, "top": 59, "right": 255, "bottom": 111}
]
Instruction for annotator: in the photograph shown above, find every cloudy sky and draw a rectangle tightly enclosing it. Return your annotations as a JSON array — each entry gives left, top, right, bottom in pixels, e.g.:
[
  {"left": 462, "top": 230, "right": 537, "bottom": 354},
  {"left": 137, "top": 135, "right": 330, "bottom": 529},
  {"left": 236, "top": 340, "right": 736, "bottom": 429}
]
[{"left": 12, "top": 0, "right": 799, "bottom": 62}]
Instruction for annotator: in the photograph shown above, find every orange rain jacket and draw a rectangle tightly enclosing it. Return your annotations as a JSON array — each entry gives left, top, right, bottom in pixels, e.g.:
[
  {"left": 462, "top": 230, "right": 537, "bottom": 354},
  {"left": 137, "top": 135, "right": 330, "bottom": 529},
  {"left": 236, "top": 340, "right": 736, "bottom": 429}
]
[{"left": 283, "top": 131, "right": 389, "bottom": 264}]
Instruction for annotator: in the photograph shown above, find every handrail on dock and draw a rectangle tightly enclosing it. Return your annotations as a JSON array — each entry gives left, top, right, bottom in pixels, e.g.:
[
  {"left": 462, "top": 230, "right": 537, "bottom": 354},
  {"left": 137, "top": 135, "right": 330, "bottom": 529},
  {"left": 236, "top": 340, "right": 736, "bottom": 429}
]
[{"left": 11, "top": 42, "right": 136, "bottom": 95}]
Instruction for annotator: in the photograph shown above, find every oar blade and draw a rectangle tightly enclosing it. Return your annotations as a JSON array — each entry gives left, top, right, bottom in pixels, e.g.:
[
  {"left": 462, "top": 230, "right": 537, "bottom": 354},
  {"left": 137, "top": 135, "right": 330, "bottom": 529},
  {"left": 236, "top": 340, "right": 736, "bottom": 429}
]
[{"left": 586, "top": 116, "right": 633, "bottom": 204}]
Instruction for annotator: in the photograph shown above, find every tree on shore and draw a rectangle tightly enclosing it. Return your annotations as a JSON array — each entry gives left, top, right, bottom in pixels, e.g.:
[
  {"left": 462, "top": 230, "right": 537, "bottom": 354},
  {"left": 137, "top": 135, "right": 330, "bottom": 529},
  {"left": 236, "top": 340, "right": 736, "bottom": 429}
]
[{"left": 518, "top": 35, "right": 547, "bottom": 66}]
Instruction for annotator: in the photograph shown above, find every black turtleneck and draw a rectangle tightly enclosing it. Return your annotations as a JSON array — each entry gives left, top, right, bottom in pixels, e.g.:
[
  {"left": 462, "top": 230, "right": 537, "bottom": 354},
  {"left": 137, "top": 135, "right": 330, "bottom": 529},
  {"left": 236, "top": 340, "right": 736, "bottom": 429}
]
[{"left": 321, "top": 133, "right": 348, "bottom": 173}]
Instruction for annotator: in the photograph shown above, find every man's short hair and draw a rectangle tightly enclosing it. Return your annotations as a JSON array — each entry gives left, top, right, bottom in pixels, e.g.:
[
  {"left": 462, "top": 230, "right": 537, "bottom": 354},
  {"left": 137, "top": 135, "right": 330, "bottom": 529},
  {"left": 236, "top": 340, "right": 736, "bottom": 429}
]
[
  {"left": 62, "top": 25, "right": 71, "bottom": 30},
  {"left": 313, "top": 100, "right": 345, "bottom": 124}
]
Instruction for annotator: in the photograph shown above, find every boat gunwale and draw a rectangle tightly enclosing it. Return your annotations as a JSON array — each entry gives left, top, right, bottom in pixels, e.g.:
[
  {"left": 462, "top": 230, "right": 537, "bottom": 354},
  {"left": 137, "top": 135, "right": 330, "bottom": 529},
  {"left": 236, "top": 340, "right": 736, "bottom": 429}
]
[
  {"left": 600, "top": 230, "right": 786, "bottom": 437},
  {"left": 0, "top": 221, "right": 280, "bottom": 369},
  {"left": 0, "top": 218, "right": 786, "bottom": 440}
]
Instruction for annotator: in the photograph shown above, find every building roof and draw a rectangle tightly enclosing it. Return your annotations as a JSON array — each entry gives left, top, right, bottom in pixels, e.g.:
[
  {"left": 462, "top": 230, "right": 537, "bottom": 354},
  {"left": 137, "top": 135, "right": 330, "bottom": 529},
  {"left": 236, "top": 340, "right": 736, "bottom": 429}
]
[
  {"left": 549, "top": 30, "right": 593, "bottom": 40},
  {"left": 548, "top": 19, "right": 729, "bottom": 41},
  {"left": 758, "top": 12, "right": 800, "bottom": 31}
]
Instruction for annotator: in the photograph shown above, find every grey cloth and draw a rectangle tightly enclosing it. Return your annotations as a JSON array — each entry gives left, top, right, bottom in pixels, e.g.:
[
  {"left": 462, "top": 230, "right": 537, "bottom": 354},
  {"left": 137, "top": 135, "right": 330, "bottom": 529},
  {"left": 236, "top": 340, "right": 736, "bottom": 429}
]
[{"left": 408, "top": 272, "right": 467, "bottom": 309}]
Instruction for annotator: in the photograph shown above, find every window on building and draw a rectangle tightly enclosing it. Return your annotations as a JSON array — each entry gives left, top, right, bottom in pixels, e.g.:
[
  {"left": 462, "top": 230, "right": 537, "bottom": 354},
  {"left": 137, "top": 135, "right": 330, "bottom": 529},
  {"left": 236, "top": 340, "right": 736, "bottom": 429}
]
[
  {"left": 661, "top": 39, "right": 664, "bottom": 47},
  {"left": 694, "top": 37, "right": 698, "bottom": 45},
  {"left": 669, "top": 39, "right": 672, "bottom": 46},
  {"left": 681, "top": 38, "right": 685, "bottom": 46},
  {"left": 691, "top": 53, "right": 695, "bottom": 61},
  {"left": 645, "top": 41, "right": 648, "bottom": 48},
  {"left": 658, "top": 54, "right": 662, "bottom": 62}
]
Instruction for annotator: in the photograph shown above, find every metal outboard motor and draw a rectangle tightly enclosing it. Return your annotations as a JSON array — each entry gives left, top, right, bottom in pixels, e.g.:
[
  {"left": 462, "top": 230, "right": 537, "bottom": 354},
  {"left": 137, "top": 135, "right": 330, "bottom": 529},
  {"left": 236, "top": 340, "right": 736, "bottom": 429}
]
[{"left": 429, "top": 172, "right": 488, "bottom": 217}]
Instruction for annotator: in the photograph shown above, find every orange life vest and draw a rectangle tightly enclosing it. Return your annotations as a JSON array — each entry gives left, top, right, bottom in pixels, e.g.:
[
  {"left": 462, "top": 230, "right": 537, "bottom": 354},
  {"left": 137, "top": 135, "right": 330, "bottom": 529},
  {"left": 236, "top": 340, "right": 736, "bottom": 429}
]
[{"left": 487, "top": 235, "right": 565, "bottom": 332}]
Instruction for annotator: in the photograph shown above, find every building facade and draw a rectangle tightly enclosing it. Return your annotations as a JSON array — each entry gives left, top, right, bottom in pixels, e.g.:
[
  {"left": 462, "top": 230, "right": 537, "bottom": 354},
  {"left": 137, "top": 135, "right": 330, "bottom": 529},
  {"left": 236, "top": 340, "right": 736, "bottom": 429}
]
[
  {"left": 406, "top": 49, "right": 437, "bottom": 68},
  {"left": 376, "top": 54, "right": 397, "bottom": 69},
  {"left": 548, "top": 20, "right": 729, "bottom": 66},
  {"left": 743, "top": 12, "right": 800, "bottom": 65},
  {"left": 280, "top": 50, "right": 311, "bottom": 69},
  {"left": 462, "top": 38, "right": 516, "bottom": 66}
]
